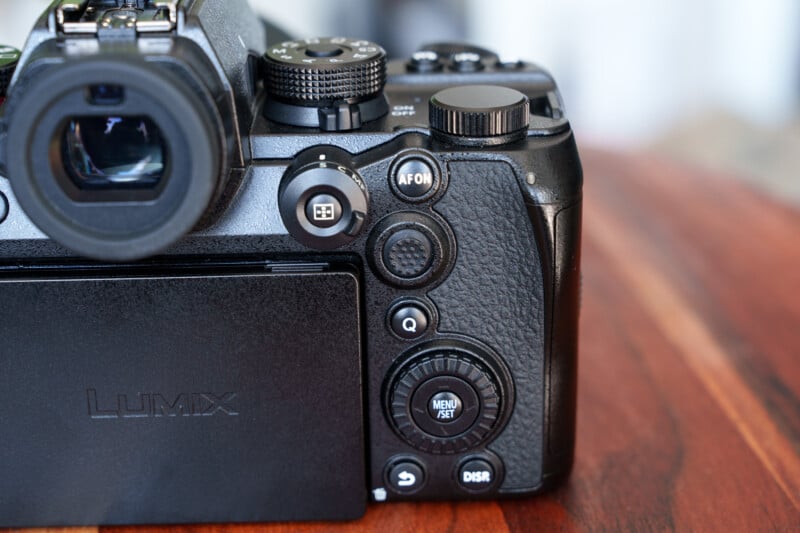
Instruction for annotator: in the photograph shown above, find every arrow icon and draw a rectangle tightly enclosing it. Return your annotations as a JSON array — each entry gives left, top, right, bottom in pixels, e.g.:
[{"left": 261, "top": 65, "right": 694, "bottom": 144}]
[{"left": 397, "top": 471, "right": 416, "bottom": 487}]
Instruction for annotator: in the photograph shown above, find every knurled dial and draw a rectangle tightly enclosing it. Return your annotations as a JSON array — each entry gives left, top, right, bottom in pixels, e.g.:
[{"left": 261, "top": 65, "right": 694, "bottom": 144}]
[
  {"left": 264, "top": 37, "right": 387, "bottom": 104},
  {"left": 388, "top": 352, "right": 502, "bottom": 454},
  {"left": 429, "top": 85, "right": 530, "bottom": 139}
]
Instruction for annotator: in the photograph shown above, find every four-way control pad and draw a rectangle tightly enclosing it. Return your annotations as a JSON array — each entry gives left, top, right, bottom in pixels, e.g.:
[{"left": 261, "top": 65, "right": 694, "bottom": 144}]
[{"left": 385, "top": 343, "right": 513, "bottom": 456}]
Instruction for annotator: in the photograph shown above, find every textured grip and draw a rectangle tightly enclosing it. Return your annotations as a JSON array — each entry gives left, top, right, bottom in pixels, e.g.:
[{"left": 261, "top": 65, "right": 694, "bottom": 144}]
[{"left": 430, "top": 161, "right": 546, "bottom": 490}]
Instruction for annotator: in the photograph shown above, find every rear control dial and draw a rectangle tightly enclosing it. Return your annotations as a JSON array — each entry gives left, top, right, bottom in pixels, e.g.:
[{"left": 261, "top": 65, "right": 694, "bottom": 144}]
[
  {"left": 429, "top": 85, "right": 530, "bottom": 145},
  {"left": 387, "top": 348, "right": 508, "bottom": 454}
]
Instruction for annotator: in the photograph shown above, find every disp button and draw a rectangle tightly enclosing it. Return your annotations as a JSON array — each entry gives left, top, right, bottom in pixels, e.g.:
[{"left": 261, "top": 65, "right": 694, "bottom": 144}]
[{"left": 457, "top": 458, "right": 496, "bottom": 492}]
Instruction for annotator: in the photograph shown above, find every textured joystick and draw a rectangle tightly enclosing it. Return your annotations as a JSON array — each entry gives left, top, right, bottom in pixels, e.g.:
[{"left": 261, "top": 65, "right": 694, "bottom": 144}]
[
  {"left": 383, "top": 229, "right": 434, "bottom": 278},
  {"left": 263, "top": 37, "right": 390, "bottom": 130},
  {"left": 368, "top": 212, "right": 455, "bottom": 289},
  {"left": 279, "top": 151, "right": 369, "bottom": 250},
  {"left": 429, "top": 85, "right": 530, "bottom": 146},
  {"left": 387, "top": 349, "right": 506, "bottom": 455}
]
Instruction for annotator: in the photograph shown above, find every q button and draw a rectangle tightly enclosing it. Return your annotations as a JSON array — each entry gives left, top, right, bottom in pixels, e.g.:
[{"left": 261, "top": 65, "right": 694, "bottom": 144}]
[{"left": 389, "top": 303, "right": 430, "bottom": 341}]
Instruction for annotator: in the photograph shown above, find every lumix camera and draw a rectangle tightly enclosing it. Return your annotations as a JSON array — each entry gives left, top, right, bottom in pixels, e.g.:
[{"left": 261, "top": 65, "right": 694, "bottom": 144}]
[{"left": 0, "top": 0, "right": 582, "bottom": 527}]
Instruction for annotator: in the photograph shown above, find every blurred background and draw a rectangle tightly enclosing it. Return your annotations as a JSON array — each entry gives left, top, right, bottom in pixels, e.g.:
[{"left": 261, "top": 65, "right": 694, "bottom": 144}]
[{"left": 1, "top": 0, "right": 798, "bottom": 205}]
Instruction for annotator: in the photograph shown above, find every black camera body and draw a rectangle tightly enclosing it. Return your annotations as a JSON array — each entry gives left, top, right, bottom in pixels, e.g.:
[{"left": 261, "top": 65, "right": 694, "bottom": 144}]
[{"left": 0, "top": 0, "right": 582, "bottom": 527}]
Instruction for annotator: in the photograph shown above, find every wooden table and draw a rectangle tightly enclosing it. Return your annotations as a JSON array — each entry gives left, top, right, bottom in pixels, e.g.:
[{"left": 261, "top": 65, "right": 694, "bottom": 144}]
[{"left": 6, "top": 150, "right": 800, "bottom": 532}]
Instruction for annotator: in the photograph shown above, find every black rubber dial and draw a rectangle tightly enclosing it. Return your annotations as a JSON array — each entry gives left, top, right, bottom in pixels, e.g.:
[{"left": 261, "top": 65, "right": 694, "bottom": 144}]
[
  {"left": 429, "top": 85, "right": 530, "bottom": 142},
  {"left": 388, "top": 351, "right": 503, "bottom": 454},
  {"left": 264, "top": 37, "right": 387, "bottom": 104}
]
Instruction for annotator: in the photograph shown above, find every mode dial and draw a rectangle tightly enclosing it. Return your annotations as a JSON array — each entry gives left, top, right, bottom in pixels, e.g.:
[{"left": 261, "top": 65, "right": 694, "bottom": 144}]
[
  {"left": 429, "top": 85, "right": 530, "bottom": 145},
  {"left": 263, "top": 38, "right": 390, "bottom": 130},
  {"left": 0, "top": 46, "right": 21, "bottom": 100},
  {"left": 265, "top": 37, "right": 387, "bottom": 104}
]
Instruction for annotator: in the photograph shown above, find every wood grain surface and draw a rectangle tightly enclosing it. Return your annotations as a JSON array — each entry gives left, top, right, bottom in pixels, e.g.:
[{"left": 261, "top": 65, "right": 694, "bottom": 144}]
[{"left": 5, "top": 150, "right": 799, "bottom": 532}]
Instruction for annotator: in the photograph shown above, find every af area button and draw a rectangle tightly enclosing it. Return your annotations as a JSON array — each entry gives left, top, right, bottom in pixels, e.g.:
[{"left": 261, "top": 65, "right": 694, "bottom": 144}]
[
  {"left": 389, "top": 303, "right": 430, "bottom": 341},
  {"left": 386, "top": 460, "right": 426, "bottom": 494},
  {"left": 390, "top": 154, "right": 441, "bottom": 203},
  {"left": 305, "top": 193, "right": 343, "bottom": 228}
]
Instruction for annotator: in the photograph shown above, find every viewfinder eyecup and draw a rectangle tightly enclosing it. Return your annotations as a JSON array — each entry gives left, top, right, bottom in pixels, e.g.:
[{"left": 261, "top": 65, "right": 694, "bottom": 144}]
[{"left": 4, "top": 57, "right": 223, "bottom": 261}]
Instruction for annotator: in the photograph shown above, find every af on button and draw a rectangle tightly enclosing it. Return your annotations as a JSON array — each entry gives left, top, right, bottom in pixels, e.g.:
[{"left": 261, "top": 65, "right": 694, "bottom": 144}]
[{"left": 390, "top": 154, "right": 441, "bottom": 202}]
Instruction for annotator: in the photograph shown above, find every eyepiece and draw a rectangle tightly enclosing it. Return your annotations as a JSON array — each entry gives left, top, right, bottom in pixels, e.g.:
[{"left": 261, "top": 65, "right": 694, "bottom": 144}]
[
  {"left": 62, "top": 115, "right": 168, "bottom": 194},
  {"left": 3, "top": 56, "right": 224, "bottom": 261}
]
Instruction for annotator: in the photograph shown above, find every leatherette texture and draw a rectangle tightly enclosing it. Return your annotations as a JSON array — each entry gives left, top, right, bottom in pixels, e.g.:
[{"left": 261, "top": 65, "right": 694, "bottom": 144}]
[{"left": 431, "top": 160, "right": 545, "bottom": 490}]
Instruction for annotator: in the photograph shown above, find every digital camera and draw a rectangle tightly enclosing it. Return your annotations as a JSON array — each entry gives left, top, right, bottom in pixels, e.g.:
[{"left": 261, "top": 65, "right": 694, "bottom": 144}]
[{"left": 0, "top": 0, "right": 582, "bottom": 527}]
